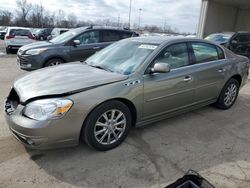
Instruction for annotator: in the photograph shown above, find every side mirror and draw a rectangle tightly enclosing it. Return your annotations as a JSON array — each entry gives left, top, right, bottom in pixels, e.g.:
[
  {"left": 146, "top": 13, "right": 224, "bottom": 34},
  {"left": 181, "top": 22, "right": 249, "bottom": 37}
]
[
  {"left": 47, "top": 35, "right": 52, "bottom": 40},
  {"left": 73, "top": 40, "right": 81, "bottom": 46},
  {"left": 231, "top": 40, "right": 237, "bottom": 44},
  {"left": 151, "top": 63, "right": 170, "bottom": 74}
]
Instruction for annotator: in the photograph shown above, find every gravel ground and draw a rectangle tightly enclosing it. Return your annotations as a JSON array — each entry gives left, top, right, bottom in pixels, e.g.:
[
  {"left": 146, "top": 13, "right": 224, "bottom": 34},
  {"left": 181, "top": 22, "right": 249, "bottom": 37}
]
[{"left": 1, "top": 40, "right": 250, "bottom": 188}]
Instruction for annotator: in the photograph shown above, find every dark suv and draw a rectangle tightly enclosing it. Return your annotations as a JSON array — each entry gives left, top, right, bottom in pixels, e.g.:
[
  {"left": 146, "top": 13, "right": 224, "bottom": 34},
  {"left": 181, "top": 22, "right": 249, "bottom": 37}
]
[
  {"left": 34, "top": 28, "right": 53, "bottom": 41},
  {"left": 205, "top": 32, "right": 250, "bottom": 58},
  {"left": 17, "top": 26, "right": 139, "bottom": 70}
]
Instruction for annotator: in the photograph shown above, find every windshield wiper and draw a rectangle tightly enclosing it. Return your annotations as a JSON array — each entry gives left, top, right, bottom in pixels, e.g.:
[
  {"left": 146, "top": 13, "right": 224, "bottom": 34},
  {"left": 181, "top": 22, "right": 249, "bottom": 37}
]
[{"left": 87, "top": 63, "right": 114, "bottom": 72}]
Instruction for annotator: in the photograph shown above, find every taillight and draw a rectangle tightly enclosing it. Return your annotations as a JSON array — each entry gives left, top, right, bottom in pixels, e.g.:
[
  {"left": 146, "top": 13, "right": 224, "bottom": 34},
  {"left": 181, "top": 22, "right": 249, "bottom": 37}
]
[{"left": 6, "top": 35, "right": 14, "bottom": 39}]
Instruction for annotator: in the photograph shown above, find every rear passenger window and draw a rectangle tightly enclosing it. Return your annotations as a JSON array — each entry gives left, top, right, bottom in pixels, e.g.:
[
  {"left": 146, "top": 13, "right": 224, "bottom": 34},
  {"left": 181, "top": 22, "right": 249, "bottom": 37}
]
[
  {"left": 191, "top": 43, "right": 219, "bottom": 63},
  {"left": 236, "top": 34, "right": 249, "bottom": 43},
  {"left": 102, "top": 31, "right": 120, "bottom": 42}
]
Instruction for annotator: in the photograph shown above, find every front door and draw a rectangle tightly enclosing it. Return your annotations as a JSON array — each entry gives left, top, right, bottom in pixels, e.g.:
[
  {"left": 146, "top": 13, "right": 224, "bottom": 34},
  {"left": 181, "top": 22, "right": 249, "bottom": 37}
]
[
  {"left": 143, "top": 43, "right": 195, "bottom": 119},
  {"left": 69, "top": 30, "right": 102, "bottom": 61}
]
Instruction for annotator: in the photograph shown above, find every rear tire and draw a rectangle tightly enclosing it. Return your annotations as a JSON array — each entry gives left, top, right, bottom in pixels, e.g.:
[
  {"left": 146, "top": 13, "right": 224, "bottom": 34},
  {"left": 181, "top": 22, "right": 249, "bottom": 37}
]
[
  {"left": 215, "top": 78, "right": 240, "bottom": 109},
  {"left": 6, "top": 48, "right": 11, "bottom": 54},
  {"left": 82, "top": 101, "right": 132, "bottom": 151},
  {"left": 44, "top": 58, "right": 64, "bottom": 67}
]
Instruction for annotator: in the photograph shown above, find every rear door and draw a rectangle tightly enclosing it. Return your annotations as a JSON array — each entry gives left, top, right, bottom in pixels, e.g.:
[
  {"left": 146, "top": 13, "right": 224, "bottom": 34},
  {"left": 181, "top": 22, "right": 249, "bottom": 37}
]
[
  {"left": 69, "top": 30, "right": 101, "bottom": 61},
  {"left": 100, "top": 30, "right": 122, "bottom": 46},
  {"left": 190, "top": 42, "right": 227, "bottom": 103}
]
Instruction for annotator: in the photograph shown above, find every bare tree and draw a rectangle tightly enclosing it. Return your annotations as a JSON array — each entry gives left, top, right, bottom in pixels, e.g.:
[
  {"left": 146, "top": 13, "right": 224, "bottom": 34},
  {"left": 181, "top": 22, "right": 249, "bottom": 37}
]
[
  {"left": 15, "top": 0, "right": 32, "bottom": 26},
  {"left": 0, "top": 10, "right": 12, "bottom": 26},
  {"left": 29, "top": 3, "right": 44, "bottom": 28},
  {"left": 67, "top": 13, "right": 77, "bottom": 28},
  {"left": 55, "top": 9, "right": 66, "bottom": 27}
]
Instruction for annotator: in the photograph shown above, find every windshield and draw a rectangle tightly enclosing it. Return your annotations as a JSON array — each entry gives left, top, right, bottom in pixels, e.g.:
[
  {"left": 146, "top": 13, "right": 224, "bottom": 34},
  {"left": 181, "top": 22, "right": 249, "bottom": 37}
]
[
  {"left": 50, "top": 29, "right": 78, "bottom": 44},
  {"left": 205, "top": 33, "right": 233, "bottom": 44},
  {"left": 86, "top": 40, "right": 158, "bottom": 75}
]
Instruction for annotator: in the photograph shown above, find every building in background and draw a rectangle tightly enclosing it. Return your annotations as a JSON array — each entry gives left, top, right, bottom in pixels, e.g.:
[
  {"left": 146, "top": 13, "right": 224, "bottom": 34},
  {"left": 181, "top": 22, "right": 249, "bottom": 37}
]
[{"left": 197, "top": 0, "right": 250, "bottom": 38}]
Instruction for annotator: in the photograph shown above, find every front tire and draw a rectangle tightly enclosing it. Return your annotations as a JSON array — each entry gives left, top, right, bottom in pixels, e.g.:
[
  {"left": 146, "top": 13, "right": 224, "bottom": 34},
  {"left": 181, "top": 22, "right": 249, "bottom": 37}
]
[
  {"left": 82, "top": 101, "right": 132, "bottom": 151},
  {"left": 44, "top": 58, "right": 64, "bottom": 67},
  {"left": 215, "top": 78, "right": 240, "bottom": 109}
]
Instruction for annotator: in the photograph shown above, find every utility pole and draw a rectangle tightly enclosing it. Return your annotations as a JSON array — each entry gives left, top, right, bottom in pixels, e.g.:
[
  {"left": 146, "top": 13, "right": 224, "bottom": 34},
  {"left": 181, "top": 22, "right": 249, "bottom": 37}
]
[
  {"left": 118, "top": 14, "right": 120, "bottom": 27},
  {"left": 128, "top": 0, "right": 132, "bottom": 29},
  {"left": 163, "top": 17, "right": 167, "bottom": 33},
  {"left": 138, "top": 8, "right": 142, "bottom": 30}
]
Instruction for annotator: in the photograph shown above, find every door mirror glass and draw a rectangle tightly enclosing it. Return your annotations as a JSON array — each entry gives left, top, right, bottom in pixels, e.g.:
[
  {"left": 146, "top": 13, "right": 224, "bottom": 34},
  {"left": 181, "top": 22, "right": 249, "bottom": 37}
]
[
  {"left": 151, "top": 63, "right": 170, "bottom": 74},
  {"left": 73, "top": 39, "right": 81, "bottom": 46},
  {"left": 231, "top": 40, "right": 237, "bottom": 44},
  {"left": 47, "top": 35, "right": 52, "bottom": 40}
]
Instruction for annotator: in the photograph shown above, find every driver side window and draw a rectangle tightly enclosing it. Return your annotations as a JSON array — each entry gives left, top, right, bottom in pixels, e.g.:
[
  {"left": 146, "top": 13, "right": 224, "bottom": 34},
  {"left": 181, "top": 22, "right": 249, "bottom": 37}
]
[
  {"left": 75, "top": 31, "right": 99, "bottom": 45},
  {"left": 154, "top": 43, "right": 189, "bottom": 69}
]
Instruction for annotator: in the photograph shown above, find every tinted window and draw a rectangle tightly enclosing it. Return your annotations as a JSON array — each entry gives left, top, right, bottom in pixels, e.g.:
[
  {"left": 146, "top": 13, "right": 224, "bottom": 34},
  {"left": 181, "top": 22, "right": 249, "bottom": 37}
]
[
  {"left": 75, "top": 31, "right": 99, "bottom": 44},
  {"left": 191, "top": 43, "right": 219, "bottom": 63},
  {"left": 60, "top": 30, "right": 68, "bottom": 34},
  {"left": 102, "top": 30, "right": 120, "bottom": 42},
  {"left": 154, "top": 43, "right": 189, "bottom": 69},
  {"left": 10, "top": 29, "right": 31, "bottom": 36},
  {"left": 120, "top": 31, "right": 133, "bottom": 39},
  {"left": 235, "top": 34, "right": 249, "bottom": 43}
]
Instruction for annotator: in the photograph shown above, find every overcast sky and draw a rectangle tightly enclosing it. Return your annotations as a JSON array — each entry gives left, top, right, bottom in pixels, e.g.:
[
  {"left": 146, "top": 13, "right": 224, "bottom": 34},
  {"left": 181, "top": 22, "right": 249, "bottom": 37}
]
[{"left": 0, "top": 0, "right": 201, "bottom": 33}]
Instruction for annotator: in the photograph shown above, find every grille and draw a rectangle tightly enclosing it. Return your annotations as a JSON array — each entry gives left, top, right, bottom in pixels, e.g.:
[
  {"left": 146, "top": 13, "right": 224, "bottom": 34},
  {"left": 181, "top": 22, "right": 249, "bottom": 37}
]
[
  {"left": 5, "top": 88, "right": 20, "bottom": 115},
  {"left": 19, "top": 56, "right": 28, "bottom": 64}
]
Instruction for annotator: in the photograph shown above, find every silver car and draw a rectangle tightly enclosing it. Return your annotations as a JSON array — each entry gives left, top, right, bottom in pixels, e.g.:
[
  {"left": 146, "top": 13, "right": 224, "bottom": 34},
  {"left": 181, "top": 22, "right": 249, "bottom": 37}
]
[{"left": 5, "top": 37, "right": 249, "bottom": 150}]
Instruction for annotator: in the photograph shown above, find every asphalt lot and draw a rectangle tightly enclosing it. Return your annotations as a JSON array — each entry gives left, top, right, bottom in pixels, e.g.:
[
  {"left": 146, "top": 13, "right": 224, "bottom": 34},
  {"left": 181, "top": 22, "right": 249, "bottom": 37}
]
[{"left": 1, "top": 40, "right": 250, "bottom": 188}]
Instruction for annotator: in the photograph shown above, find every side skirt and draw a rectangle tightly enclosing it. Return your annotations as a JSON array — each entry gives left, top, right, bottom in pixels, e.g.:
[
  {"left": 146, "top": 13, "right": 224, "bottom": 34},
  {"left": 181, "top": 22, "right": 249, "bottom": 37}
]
[{"left": 135, "top": 99, "right": 217, "bottom": 127}]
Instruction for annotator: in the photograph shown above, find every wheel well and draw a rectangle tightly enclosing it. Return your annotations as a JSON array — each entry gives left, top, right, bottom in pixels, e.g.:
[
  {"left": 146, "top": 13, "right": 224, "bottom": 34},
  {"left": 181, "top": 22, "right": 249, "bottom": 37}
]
[
  {"left": 114, "top": 98, "right": 137, "bottom": 127},
  {"left": 79, "top": 98, "right": 137, "bottom": 142},
  {"left": 231, "top": 75, "right": 242, "bottom": 86},
  {"left": 43, "top": 57, "right": 65, "bottom": 67}
]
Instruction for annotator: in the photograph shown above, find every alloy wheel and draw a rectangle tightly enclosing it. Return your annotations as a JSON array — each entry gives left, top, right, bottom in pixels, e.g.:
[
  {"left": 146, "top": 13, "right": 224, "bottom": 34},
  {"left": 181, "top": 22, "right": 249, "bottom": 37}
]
[
  {"left": 224, "top": 83, "right": 237, "bottom": 106},
  {"left": 94, "top": 109, "right": 126, "bottom": 145},
  {"left": 49, "top": 61, "right": 61, "bottom": 66}
]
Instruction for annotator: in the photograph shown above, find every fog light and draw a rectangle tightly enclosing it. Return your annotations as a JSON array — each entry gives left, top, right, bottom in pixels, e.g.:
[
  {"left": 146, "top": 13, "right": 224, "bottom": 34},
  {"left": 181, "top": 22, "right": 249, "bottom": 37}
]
[
  {"left": 27, "top": 139, "right": 34, "bottom": 145},
  {"left": 22, "top": 64, "right": 32, "bottom": 68}
]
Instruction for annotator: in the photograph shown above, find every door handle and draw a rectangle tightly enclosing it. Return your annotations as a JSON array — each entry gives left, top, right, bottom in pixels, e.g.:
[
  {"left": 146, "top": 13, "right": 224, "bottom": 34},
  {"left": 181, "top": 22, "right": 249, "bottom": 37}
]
[
  {"left": 183, "top": 76, "right": 192, "bottom": 82},
  {"left": 218, "top": 68, "right": 226, "bottom": 73},
  {"left": 93, "top": 46, "right": 101, "bottom": 50}
]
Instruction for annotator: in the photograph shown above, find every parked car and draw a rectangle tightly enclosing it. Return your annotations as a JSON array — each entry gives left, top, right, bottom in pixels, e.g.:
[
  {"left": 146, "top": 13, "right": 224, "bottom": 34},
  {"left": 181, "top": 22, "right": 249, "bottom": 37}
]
[
  {"left": 47, "top": 28, "right": 70, "bottom": 40},
  {"left": 17, "top": 26, "right": 139, "bottom": 70},
  {"left": 4, "top": 27, "right": 36, "bottom": 54},
  {"left": 0, "top": 28, "right": 6, "bottom": 40},
  {"left": 205, "top": 32, "right": 250, "bottom": 58},
  {"left": 5, "top": 37, "right": 249, "bottom": 150},
  {"left": 34, "top": 28, "right": 53, "bottom": 40}
]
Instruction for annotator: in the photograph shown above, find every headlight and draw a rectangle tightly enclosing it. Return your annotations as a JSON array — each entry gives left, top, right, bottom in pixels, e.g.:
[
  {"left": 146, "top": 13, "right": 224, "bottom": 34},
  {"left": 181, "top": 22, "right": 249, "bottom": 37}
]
[
  {"left": 25, "top": 48, "right": 47, "bottom": 55},
  {"left": 23, "top": 98, "right": 73, "bottom": 121}
]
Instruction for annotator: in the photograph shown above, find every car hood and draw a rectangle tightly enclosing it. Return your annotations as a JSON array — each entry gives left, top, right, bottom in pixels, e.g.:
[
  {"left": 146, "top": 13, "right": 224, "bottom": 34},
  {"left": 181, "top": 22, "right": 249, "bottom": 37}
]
[
  {"left": 14, "top": 63, "right": 128, "bottom": 103},
  {"left": 19, "top": 41, "right": 56, "bottom": 52}
]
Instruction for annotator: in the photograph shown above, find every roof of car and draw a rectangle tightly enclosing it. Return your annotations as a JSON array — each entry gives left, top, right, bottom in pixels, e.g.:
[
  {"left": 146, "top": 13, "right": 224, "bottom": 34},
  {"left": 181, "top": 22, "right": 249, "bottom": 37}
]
[
  {"left": 7, "top": 27, "right": 31, "bottom": 30},
  {"left": 126, "top": 36, "right": 205, "bottom": 45},
  {"left": 74, "top": 26, "right": 134, "bottom": 32}
]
